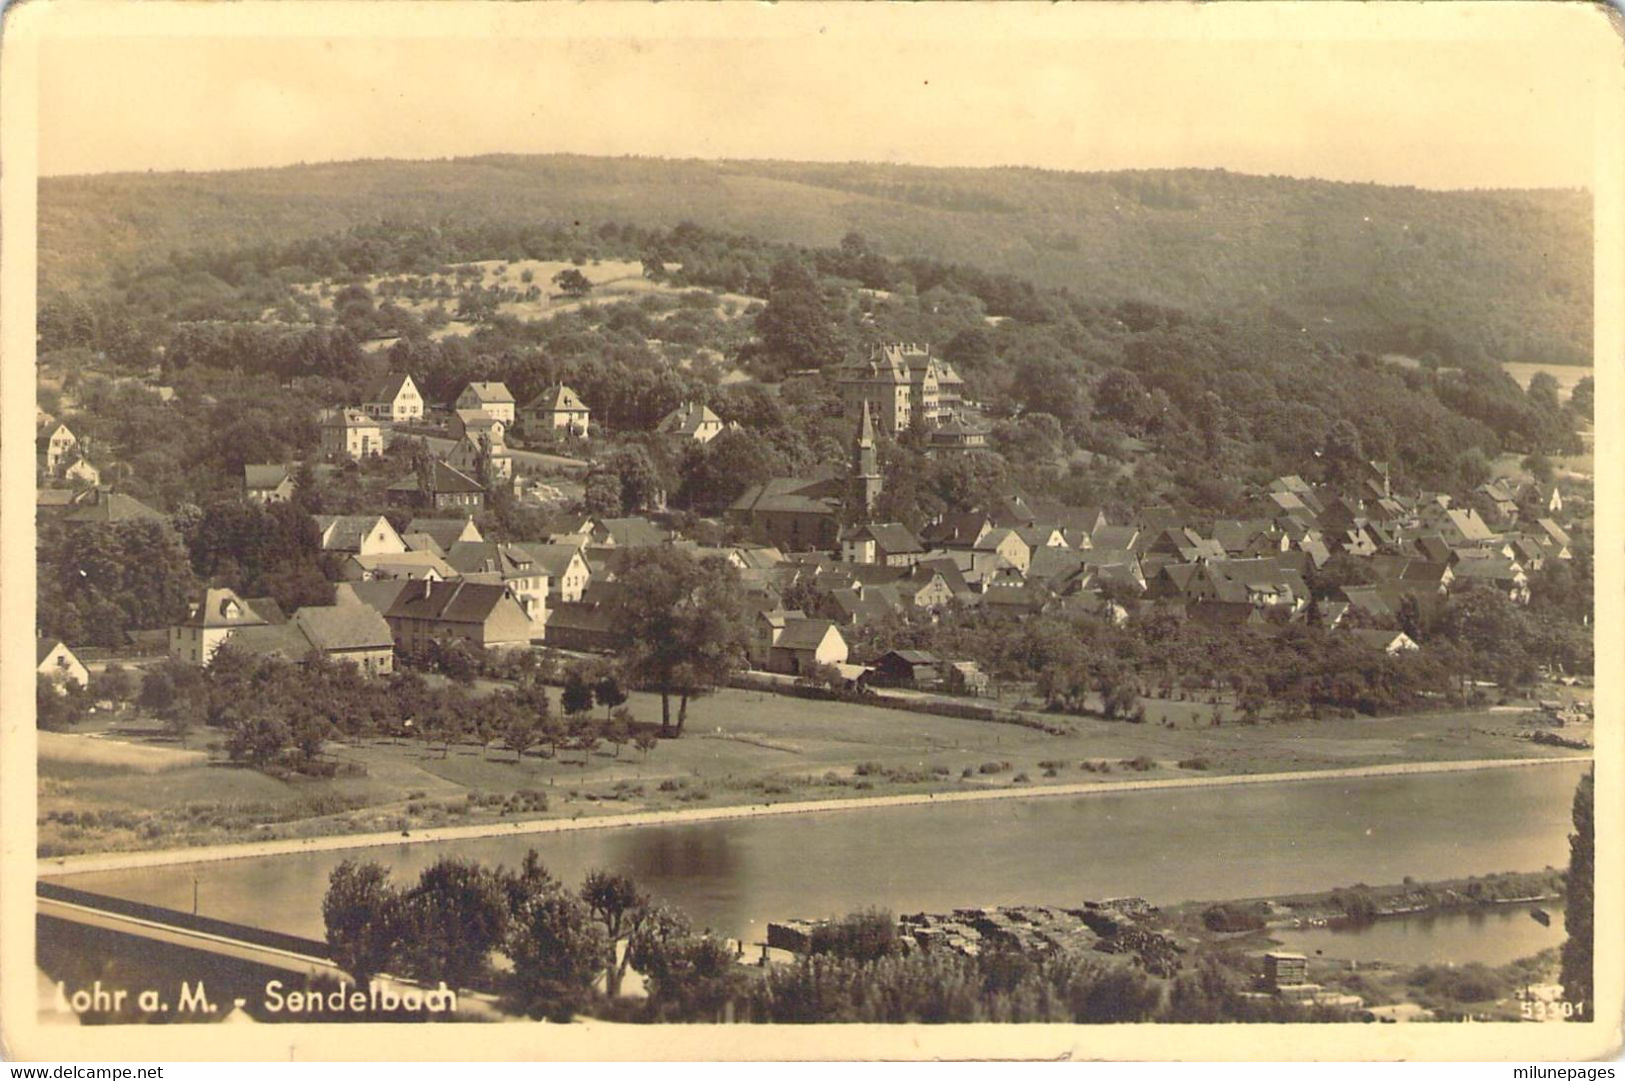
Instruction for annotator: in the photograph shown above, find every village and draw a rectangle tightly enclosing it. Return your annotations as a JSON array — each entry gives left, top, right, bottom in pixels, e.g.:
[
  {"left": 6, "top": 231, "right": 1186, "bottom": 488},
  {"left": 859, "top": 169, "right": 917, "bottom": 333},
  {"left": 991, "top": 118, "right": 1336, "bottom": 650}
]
[{"left": 35, "top": 337, "right": 1587, "bottom": 704}]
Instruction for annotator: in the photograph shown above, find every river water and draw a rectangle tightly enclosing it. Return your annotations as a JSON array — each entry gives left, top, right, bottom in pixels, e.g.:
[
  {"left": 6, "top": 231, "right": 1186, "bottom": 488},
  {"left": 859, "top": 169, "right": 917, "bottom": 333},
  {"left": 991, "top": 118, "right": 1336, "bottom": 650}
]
[
  {"left": 57, "top": 761, "right": 1587, "bottom": 964},
  {"left": 1272, "top": 901, "right": 1568, "bottom": 967}
]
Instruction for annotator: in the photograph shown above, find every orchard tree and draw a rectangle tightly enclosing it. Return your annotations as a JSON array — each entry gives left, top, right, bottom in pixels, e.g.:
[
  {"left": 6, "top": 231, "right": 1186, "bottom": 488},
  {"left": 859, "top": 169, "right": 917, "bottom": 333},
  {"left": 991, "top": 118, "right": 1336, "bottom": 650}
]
[{"left": 561, "top": 668, "right": 596, "bottom": 718}]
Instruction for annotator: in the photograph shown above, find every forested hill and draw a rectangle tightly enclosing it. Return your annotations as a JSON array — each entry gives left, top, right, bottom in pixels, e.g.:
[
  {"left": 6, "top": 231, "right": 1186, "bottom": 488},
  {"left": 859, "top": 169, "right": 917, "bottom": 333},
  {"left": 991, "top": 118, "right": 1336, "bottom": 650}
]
[{"left": 40, "top": 155, "right": 1592, "bottom": 366}]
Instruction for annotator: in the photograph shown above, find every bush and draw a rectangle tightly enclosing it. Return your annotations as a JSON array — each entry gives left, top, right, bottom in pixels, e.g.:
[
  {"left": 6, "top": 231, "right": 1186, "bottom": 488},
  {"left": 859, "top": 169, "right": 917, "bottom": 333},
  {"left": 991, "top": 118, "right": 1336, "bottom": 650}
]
[
  {"left": 1201, "top": 903, "right": 1266, "bottom": 933},
  {"left": 1119, "top": 756, "right": 1157, "bottom": 772},
  {"left": 1176, "top": 757, "right": 1212, "bottom": 771},
  {"left": 977, "top": 761, "right": 1012, "bottom": 775},
  {"left": 808, "top": 909, "right": 899, "bottom": 962}
]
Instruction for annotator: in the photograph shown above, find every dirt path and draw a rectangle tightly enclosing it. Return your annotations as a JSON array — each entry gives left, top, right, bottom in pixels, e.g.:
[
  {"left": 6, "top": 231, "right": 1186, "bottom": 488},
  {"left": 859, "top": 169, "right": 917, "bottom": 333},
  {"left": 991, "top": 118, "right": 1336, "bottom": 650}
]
[{"left": 38, "top": 754, "right": 1590, "bottom": 880}]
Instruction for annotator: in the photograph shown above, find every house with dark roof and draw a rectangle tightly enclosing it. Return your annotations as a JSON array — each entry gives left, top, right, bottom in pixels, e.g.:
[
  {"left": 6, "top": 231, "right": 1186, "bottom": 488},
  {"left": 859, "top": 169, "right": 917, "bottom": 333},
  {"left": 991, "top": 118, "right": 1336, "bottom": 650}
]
[
  {"left": 657, "top": 401, "right": 726, "bottom": 444},
  {"left": 927, "top": 415, "right": 989, "bottom": 451},
  {"left": 362, "top": 373, "right": 424, "bottom": 423},
  {"left": 387, "top": 460, "right": 485, "bottom": 513},
  {"left": 384, "top": 579, "right": 535, "bottom": 652},
  {"left": 315, "top": 514, "right": 406, "bottom": 556},
  {"left": 244, "top": 464, "right": 296, "bottom": 505},
  {"left": 728, "top": 469, "right": 844, "bottom": 551},
  {"left": 870, "top": 650, "right": 943, "bottom": 688},
  {"left": 1339, "top": 627, "right": 1420, "bottom": 655},
  {"left": 590, "top": 517, "right": 670, "bottom": 549},
  {"left": 404, "top": 516, "right": 483, "bottom": 552},
  {"left": 445, "top": 541, "right": 550, "bottom": 622},
  {"left": 841, "top": 522, "right": 925, "bottom": 567},
  {"left": 342, "top": 550, "right": 457, "bottom": 582},
  {"left": 920, "top": 511, "right": 994, "bottom": 550},
  {"left": 526, "top": 543, "right": 593, "bottom": 602},
  {"left": 59, "top": 487, "right": 165, "bottom": 526},
  {"left": 1449, "top": 558, "right": 1531, "bottom": 604},
  {"left": 765, "top": 618, "right": 849, "bottom": 676}
]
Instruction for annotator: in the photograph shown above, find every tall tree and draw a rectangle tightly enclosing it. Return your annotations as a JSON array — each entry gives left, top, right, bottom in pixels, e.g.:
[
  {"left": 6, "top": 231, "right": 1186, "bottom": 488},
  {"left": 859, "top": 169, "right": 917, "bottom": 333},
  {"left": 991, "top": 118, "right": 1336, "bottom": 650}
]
[
  {"left": 581, "top": 870, "right": 650, "bottom": 998},
  {"left": 754, "top": 257, "right": 839, "bottom": 375},
  {"left": 323, "top": 860, "right": 404, "bottom": 985},
  {"left": 1560, "top": 768, "right": 1593, "bottom": 1013},
  {"left": 609, "top": 548, "right": 747, "bottom": 736}
]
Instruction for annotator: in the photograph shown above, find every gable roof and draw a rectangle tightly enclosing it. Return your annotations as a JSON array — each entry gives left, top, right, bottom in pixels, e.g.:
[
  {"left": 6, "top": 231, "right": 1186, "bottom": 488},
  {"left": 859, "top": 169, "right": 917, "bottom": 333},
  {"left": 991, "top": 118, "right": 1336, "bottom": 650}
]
[
  {"left": 445, "top": 541, "right": 538, "bottom": 579},
  {"left": 226, "top": 622, "right": 315, "bottom": 661},
  {"left": 657, "top": 401, "right": 723, "bottom": 436},
  {"left": 335, "top": 579, "right": 414, "bottom": 615},
  {"left": 243, "top": 464, "right": 292, "bottom": 491},
  {"left": 324, "top": 408, "right": 379, "bottom": 430},
  {"left": 404, "top": 516, "right": 483, "bottom": 549},
  {"left": 529, "top": 384, "right": 588, "bottom": 413},
  {"left": 60, "top": 488, "right": 165, "bottom": 525},
  {"left": 179, "top": 587, "right": 269, "bottom": 630},
  {"left": 595, "top": 517, "right": 670, "bottom": 548},
  {"left": 385, "top": 579, "right": 520, "bottom": 624},
  {"left": 846, "top": 522, "right": 924, "bottom": 554},
  {"left": 774, "top": 618, "right": 841, "bottom": 652},
  {"left": 293, "top": 604, "right": 394, "bottom": 652},
  {"left": 314, "top": 514, "right": 400, "bottom": 552},
  {"left": 350, "top": 551, "right": 457, "bottom": 580},
  {"left": 363, "top": 372, "right": 416, "bottom": 403},
  {"left": 460, "top": 381, "right": 515, "bottom": 405},
  {"left": 526, "top": 542, "right": 590, "bottom": 578},
  {"left": 387, "top": 460, "right": 485, "bottom": 496},
  {"left": 37, "top": 638, "right": 74, "bottom": 666}
]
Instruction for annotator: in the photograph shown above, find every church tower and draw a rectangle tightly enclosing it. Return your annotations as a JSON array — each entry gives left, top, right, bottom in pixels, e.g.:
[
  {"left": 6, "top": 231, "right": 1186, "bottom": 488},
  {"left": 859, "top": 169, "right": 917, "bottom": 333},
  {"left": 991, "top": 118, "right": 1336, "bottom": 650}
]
[{"left": 851, "top": 399, "right": 883, "bottom": 516}]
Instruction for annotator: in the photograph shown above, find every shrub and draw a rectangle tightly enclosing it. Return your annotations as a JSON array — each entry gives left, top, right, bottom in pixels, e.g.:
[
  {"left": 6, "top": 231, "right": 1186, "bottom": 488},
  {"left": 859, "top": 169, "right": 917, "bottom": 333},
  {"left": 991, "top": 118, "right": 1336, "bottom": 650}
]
[
  {"left": 1176, "top": 757, "right": 1212, "bottom": 771},
  {"left": 1118, "top": 756, "right": 1157, "bottom": 772},
  {"left": 978, "top": 761, "right": 1012, "bottom": 775},
  {"left": 1201, "top": 903, "right": 1266, "bottom": 933}
]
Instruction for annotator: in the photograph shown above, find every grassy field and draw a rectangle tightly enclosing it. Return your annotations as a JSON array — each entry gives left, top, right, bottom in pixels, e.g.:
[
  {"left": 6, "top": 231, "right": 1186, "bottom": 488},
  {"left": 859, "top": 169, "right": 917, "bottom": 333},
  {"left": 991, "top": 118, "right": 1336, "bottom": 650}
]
[{"left": 37, "top": 684, "right": 1588, "bottom": 859}]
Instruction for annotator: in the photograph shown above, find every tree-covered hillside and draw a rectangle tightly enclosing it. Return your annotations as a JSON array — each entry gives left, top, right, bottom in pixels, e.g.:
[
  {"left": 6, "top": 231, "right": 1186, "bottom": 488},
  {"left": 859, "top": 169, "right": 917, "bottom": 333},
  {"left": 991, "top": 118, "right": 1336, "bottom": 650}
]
[{"left": 40, "top": 155, "right": 1592, "bottom": 366}]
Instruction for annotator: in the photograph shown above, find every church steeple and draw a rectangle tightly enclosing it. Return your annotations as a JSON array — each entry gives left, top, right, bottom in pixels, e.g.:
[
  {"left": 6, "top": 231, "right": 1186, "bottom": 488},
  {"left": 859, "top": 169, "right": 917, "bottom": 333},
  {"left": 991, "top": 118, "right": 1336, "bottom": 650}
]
[{"left": 851, "top": 400, "right": 882, "bottom": 516}]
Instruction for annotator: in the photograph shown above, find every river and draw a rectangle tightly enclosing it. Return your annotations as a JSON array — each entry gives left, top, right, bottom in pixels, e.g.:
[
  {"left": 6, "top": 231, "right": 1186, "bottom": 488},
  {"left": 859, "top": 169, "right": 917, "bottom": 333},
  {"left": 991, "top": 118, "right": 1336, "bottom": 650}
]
[
  {"left": 55, "top": 761, "right": 1587, "bottom": 964},
  {"left": 1272, "top": 901, "right": 1568, "bottom": 967}
]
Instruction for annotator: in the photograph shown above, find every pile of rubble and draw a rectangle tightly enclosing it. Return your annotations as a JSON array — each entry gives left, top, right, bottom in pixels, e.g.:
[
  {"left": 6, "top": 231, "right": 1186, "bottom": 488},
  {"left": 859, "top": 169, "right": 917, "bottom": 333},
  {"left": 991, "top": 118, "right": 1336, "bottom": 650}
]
[{"left": 895, "top": 898, "right": 1182, "bottom": 975}]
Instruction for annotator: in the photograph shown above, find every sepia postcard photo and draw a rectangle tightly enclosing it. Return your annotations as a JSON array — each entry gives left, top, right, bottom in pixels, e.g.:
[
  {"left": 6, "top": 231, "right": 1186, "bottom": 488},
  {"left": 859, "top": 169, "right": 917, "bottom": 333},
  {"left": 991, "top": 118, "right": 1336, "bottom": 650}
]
[{"left": 1, "top": 0, "right": 1620, "bottom": 1063}]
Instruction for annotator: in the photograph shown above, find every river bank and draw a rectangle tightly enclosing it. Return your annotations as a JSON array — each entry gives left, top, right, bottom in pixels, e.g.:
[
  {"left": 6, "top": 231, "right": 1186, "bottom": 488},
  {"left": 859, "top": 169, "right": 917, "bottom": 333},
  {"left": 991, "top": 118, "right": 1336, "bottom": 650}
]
[{"left": 40, "top": 753, "right": 1589, "bottom": 879}]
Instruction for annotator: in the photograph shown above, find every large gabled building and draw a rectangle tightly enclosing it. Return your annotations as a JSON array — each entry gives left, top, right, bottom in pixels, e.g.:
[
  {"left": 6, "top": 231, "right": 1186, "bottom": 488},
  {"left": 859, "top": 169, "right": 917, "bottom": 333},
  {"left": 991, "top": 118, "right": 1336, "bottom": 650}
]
[{"left": 361, "top": 373, "right": 424, "bottom": 423}]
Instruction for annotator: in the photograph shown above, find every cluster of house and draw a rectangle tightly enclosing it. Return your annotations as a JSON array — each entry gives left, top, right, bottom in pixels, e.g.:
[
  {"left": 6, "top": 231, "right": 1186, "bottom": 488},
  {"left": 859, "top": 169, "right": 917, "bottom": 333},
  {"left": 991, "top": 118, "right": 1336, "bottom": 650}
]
[{"left": 36, "top": 413, "right": 101, "bottom": 487}]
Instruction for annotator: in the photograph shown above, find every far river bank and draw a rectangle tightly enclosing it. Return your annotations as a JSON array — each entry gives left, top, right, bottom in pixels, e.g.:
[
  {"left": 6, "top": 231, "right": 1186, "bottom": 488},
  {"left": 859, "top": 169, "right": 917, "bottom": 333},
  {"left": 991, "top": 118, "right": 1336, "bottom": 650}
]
[{"left": 40, "top": 753, "right": 1589, "bottom": 880}]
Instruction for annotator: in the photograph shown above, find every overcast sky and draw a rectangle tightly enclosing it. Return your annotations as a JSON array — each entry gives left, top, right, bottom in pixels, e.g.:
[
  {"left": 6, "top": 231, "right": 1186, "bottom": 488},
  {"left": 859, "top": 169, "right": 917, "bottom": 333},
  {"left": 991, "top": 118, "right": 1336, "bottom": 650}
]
[{"left": 28, "top": 2, "right": 1613, "bottom": 189}]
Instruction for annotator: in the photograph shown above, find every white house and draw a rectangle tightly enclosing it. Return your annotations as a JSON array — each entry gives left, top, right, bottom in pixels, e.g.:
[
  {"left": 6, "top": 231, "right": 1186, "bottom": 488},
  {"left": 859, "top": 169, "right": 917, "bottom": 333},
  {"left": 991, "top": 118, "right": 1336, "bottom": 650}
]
[
  {"left": 321, "top": 409, "right": 383, "bottom": 460},
  {"left": 657, "top": 401, "right": 725, "bottom": 444},
  {"left": 362, "top": 373, "right": 424, "bottom": 423},
  {"left": 36, "top": 639, "right": 88, "bottom": 690},
  {"left": 455, "top": 382, "right": 516, "bottom": 425}
]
